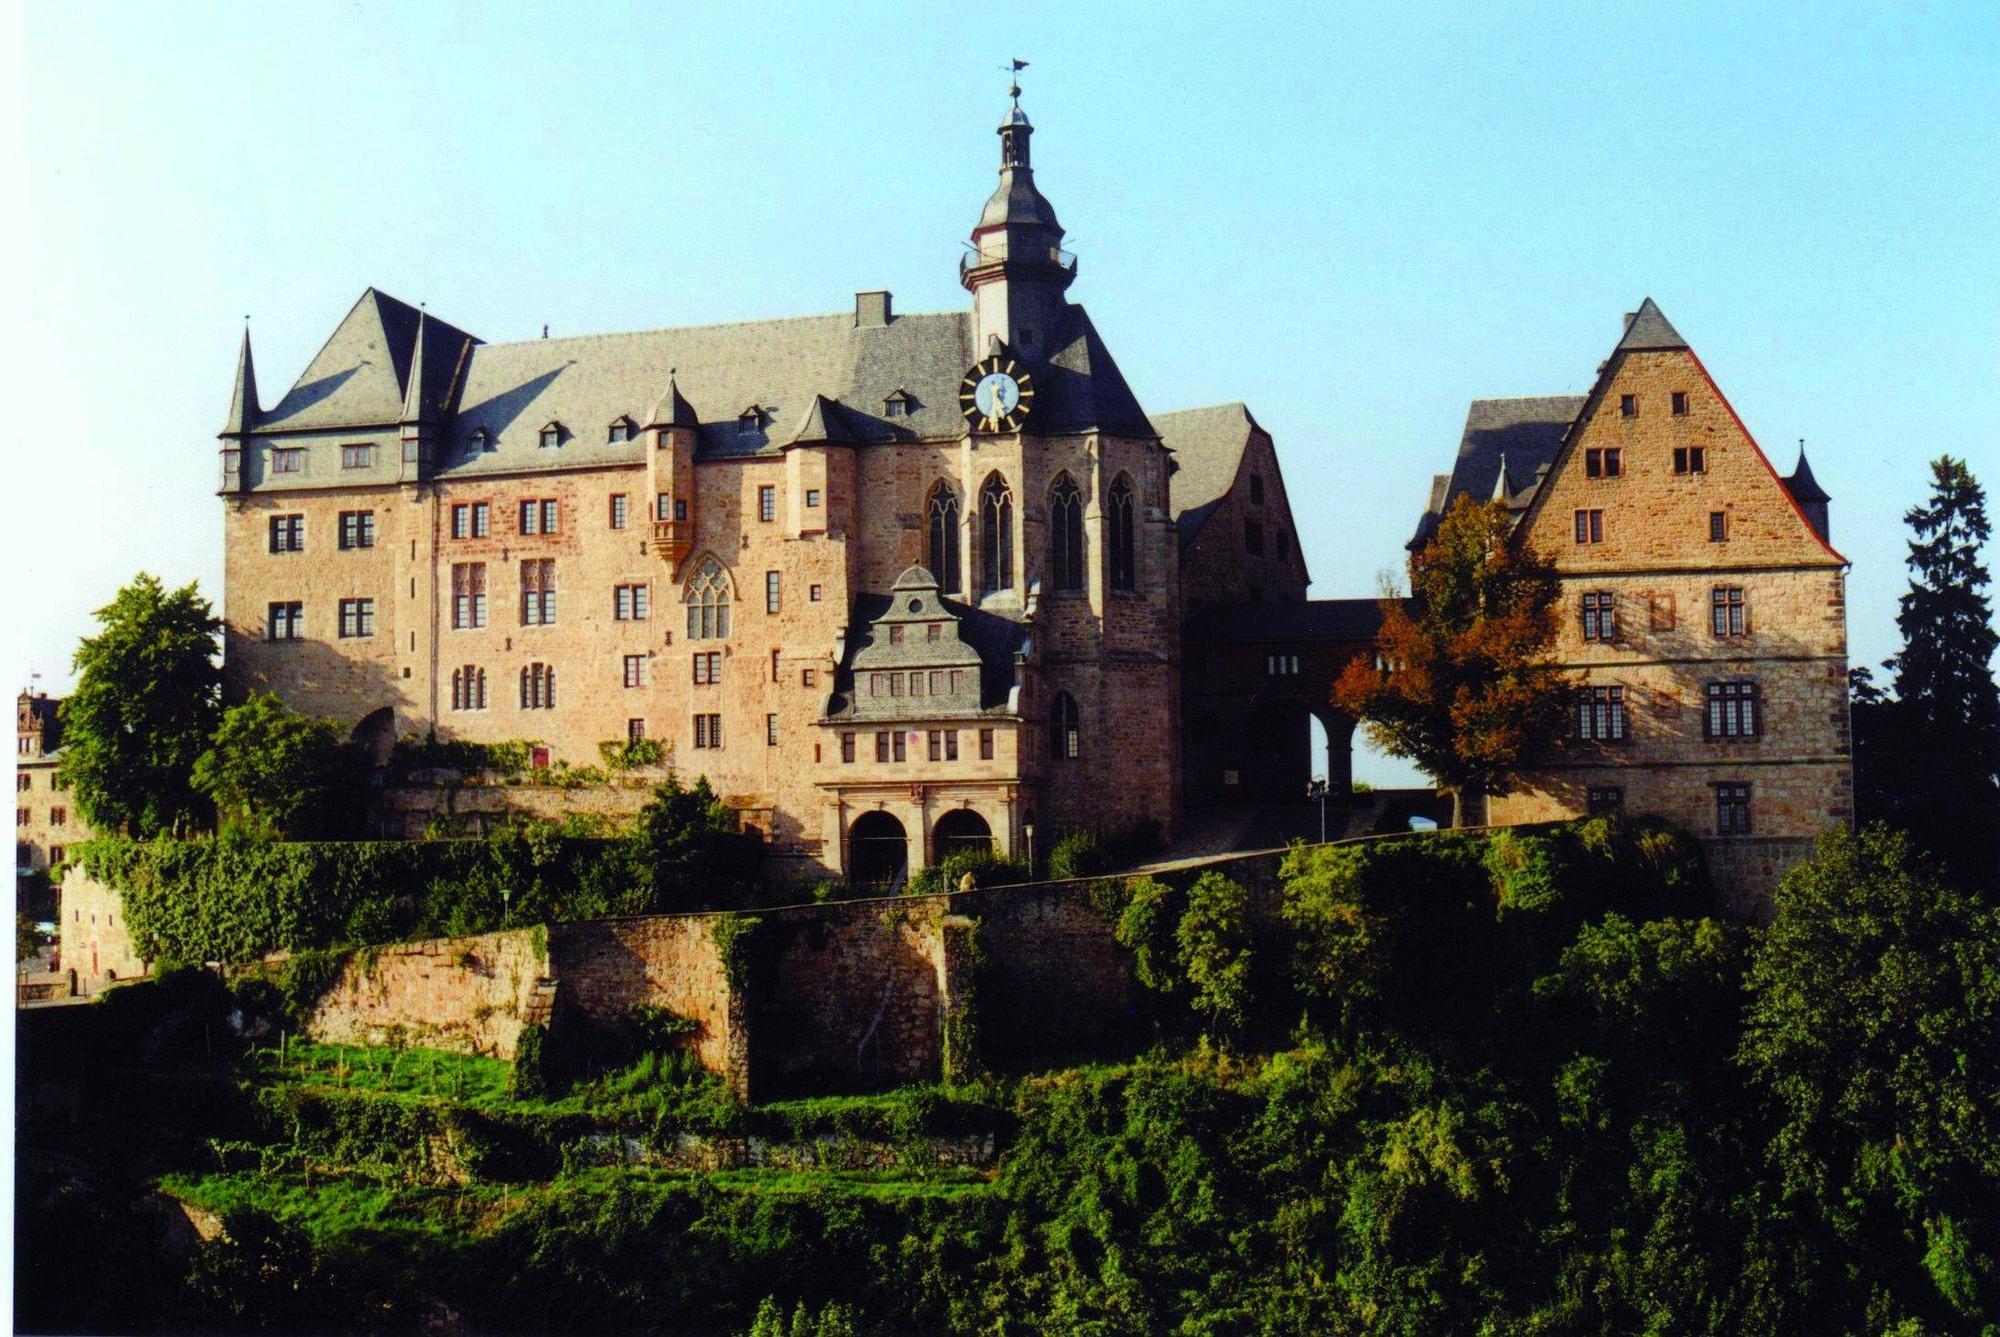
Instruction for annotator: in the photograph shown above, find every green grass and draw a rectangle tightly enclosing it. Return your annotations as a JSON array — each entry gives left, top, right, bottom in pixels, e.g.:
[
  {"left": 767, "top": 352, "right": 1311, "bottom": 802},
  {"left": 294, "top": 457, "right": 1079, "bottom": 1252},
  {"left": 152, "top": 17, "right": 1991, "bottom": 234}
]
[
  {"left": 160, "top": 1168, "right": 527, "bottom": 1243},
  {"left": 243, "top": 1039, "right": 516, "bottom": 1107}
]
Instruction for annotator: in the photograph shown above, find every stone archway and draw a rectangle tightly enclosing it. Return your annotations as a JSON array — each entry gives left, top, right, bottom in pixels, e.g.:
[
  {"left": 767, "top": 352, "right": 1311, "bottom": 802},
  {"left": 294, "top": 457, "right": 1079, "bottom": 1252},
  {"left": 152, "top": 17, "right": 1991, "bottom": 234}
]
[
  {"left": 932, "top": 808, "right": 994, "bottom": 862},
  {"left": 1243, "top": 698, "right": 1354, "bottom": 803},
  {"left": 849, "top": 810, "right": 910, "bottom": 889},
  {"left": 350, "top": 707, "right": 397, "bottom": 767}
]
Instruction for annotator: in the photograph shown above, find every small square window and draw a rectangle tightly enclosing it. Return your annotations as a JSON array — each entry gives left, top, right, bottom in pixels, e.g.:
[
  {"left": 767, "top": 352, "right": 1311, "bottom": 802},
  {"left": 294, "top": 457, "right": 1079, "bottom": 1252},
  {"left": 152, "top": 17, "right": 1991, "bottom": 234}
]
[
  {"left": 801, "top": 668, "right": 817, "bottom": 687},
  {"left": 340, "top": 444, "right": 374, "bottom": 469},
  {"left": 1587, "top": 786, "right": 1624, "bottom": 816},
  {"left": 1671, "top": 391, "right": 1689, "bottom": 415},
  {"left": 1585, "top": 448, "right": 1621, "bottom": 478},
  {"left": 272, "top": 447, "right": 304, "bottom": 473},
  {"left": 806, "top": 489, "right": 821, "bottom": 508},
  {"left": 1619, "top": 394, "right": 1637, "bottom": 418},
  {"left": 809, "top": 584, "right": 823, "bottom": 602}
]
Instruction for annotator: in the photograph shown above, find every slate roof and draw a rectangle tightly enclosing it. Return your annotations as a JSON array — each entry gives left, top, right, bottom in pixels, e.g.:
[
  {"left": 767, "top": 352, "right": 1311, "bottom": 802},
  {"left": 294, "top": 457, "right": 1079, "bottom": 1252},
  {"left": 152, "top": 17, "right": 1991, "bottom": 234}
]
[
  {"left": 1615, "top": 297, "right": 1688, "bottom": 353},
  {"left": 221, "top": 329, "right": 259, "bottom": 436},
  {"left": 826, "top": 568, "right": 1032, "bottom": 721},
  {"left": 1411, "top": 396, "right": 1585, "bottom": 547},
  {"left": 1185, "top": 599, "right": 1388, "bottom": 645},
  {"left": 1154, "top": 402, "right": 1260, "bottom": 546},
  {"left": 244, "top": 291, "right": 1155, "bottom": 481},
  {"left": 1784, "top": 445, "right": 1831, "bottom": 503}
]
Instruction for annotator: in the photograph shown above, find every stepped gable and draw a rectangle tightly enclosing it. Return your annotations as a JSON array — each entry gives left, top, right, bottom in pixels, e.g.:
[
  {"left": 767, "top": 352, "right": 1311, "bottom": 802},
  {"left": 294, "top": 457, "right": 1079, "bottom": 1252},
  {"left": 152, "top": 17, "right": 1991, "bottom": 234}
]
[
  {"left": 1411, "top": 396, "right": 1585, "bottom": 546},
  {"left": 1156, "top": 402, "right": 1260, "bottom": 545}
]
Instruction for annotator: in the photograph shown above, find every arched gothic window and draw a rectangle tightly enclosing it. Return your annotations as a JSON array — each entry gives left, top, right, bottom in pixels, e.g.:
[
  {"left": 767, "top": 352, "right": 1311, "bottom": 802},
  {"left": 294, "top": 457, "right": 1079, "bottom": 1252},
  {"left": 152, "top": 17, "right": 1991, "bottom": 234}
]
[
  {"left": 685, "top": 557, "right": 731, "bottom": 640},
  {"left": 1048, "top": 473, "right": 1084, "bottom": 592},
  {"left": 979, "top": 474, "right": 1013, "bottom": 594},
  {"left": 927, "top": 482, "right": 962, "bottom": 593},
  {"left": 1107, "top": 474, "right": 1136, "bottom": 592},
  {"left": 1049, "top": 691, "right": 1080, "bottom": 760}
]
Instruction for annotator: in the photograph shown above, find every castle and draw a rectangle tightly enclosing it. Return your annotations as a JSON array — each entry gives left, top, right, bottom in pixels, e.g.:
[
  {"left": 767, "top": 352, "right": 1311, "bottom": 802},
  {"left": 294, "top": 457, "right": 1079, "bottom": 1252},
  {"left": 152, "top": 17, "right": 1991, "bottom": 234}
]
[{"left": 208, "top": 94, "right": 1847, "bottom": 903}]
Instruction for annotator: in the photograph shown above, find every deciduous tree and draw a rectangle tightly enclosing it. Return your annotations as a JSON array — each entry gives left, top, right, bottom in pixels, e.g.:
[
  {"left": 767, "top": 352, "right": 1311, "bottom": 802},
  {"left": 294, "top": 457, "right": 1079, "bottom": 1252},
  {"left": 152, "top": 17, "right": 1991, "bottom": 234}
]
[
  {"left": 58, "top": 573, "right": 221, "bottom": 836},
  {"left": 192, "top": 692, "right": 368, "bottom": 838},
  {"left": 1334, "top": 495, "right": 1574, "bottom": 809}
]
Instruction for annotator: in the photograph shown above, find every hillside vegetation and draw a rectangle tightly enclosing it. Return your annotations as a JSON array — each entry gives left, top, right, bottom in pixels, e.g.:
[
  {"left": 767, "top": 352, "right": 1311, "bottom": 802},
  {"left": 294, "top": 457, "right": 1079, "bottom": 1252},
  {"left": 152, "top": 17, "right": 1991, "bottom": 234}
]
[{"left": 17, "top": 820, "right": 1998, "bottom": 1334}]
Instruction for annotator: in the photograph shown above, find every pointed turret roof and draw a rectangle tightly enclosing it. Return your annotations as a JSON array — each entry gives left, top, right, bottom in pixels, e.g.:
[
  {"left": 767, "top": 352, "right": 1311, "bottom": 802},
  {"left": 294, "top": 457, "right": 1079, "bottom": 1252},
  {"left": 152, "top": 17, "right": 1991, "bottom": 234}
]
[
  {"left": 976, "top": 100, "right": 1063, "bottom": 233},
  {"left": 646, "top": 374, "right": 699, "bottom": 429},
  {"left": 785, "top": 394, "right": 874, "bottom": 447},
  {"left": 1784, "top": 444, "right": 1831, "bottom": 503},
  {"left": 1615, "top": 297, "right": 1688, "bottom": 353},
  {"left": 401, "top": 312, "right": 431, "bottom": 422},
  {"left": 221, "top": 327, "right": 260, "bottom": 436}
]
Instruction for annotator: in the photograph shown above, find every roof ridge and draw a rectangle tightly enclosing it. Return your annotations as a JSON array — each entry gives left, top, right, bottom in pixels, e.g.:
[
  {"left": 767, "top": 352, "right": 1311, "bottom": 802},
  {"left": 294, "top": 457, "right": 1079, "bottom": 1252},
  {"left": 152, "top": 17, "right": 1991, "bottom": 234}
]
[{"left": 476, "top": 306, "right": 968, "bottom": 353}]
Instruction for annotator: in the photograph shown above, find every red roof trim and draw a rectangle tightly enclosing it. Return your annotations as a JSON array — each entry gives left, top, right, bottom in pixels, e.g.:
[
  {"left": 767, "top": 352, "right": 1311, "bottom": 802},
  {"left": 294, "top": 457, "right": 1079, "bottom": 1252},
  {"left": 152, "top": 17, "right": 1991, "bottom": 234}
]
[{"left": 1682, "top": 347, "right": 1848, "bottom": 566}]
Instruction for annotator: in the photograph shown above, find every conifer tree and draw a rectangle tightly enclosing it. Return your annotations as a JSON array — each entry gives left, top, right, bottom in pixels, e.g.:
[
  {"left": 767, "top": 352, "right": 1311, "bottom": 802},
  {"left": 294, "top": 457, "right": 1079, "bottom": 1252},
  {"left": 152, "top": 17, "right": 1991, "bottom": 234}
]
[{"left": 1889, "top": 456, "right": 2000, "bottom": 785}]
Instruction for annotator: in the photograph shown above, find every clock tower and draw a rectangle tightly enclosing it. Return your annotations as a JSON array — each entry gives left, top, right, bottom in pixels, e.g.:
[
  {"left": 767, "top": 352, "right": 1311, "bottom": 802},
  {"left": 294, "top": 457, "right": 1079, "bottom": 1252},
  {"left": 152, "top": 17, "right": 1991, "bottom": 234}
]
[{"left": 960, "top": 88, "right": 1076, "bottom": 362}]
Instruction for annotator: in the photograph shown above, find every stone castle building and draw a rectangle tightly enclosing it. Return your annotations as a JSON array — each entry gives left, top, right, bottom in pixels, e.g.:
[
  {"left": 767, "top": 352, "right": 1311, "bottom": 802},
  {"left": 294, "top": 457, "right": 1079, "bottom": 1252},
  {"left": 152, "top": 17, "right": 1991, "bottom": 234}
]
[
  {"left": 211, "top": 93, "right": 1848, "bottom": 902},
  {"left": 215, "top": 95, "right": 1313, "bottom": 884},
  {"left": 1413, "top": 300, "right": 1849, "bottom": 908},
  {"left": 15, "top": 691, "right": 86, "bottom": 916}
]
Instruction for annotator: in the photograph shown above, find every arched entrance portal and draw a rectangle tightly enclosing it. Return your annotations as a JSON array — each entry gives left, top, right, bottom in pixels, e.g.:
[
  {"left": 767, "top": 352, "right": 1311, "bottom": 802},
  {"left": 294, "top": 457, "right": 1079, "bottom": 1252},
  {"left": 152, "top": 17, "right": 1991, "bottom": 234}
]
[
  {"left": 350, "top": 707, "right": 397, "bottom": 767},
  {"left": 1243, "top": 700, "right": 1354, "bottom": 803},
  {"left": 932, "top": 808, "right": 994, "bottom": 863},
  {"left": 848, "top": 811, "right": 910, "bottom": 888}
]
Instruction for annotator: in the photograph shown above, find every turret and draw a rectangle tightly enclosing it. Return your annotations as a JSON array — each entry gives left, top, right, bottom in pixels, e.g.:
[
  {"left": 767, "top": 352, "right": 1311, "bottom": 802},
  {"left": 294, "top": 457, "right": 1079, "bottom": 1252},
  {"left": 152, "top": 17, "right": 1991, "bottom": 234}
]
[
  {"left": 398, "top": 312, "right": 437, "bottom": 483},
  {"left": 646, "top": 373, "right": 700, "bottom": 576},
  {"left": 960, "top": 83, "right": 1076, "bottom": 360},
  {"left": 218, "top": 326, "right": 258, "bottom": 492},
  {"left": 1784, "top": 442, "right": 1832, "bottom": 544}
]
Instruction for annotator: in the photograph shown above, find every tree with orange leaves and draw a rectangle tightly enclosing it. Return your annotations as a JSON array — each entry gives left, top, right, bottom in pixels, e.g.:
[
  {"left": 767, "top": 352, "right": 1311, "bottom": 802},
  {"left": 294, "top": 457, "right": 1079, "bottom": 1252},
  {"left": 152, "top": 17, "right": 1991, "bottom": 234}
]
[{"left": 1334, "top": 494, "right": 1575, "bottom": 811}]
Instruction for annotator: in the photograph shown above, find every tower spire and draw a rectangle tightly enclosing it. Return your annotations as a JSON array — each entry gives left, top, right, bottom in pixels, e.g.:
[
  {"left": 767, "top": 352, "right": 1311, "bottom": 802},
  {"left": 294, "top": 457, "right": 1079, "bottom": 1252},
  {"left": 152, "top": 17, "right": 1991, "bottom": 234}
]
[
  {"left": 962, "top": 66, "right": 1074, "bottom": 359},
  {"left": 221, "top": 322, "right": 260, "bottom": 436},
  {"left": 400, "top": 309, "right": 431, "bottom": 423}
]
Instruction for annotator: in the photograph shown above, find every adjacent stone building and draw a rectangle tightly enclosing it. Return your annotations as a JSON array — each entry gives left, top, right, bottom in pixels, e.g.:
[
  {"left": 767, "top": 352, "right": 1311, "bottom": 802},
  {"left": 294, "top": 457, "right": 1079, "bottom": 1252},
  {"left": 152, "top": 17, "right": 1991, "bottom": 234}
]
[
  {"left": 15, "top": 691, "right": 86, "bottom": 921},
  {"left": 215, "top": 95, "right": 1302, "bottom": 884},
  {"left": 1413, "top": 300, "right": 1851, "bottom": 909}
]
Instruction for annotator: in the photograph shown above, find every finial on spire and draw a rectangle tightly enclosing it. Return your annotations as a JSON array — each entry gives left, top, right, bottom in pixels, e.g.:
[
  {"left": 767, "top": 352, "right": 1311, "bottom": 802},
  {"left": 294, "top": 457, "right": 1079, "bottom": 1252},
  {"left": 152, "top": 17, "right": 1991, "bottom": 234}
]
[{"left": 1004, "top": 57, "right": 1029, "bottom": 108}]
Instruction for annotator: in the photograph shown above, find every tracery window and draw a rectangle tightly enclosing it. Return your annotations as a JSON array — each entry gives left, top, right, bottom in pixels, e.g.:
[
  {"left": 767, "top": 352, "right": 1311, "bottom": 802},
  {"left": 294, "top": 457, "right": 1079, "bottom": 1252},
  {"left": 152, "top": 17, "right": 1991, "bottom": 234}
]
[
  {"left": 927, "top": 482, "right": 962, "bottom": 592},
  {"left": 978, "top": 473, "right": 1013, "bottom": 594},
  {"left": 1107, "top": 474, "right": 1136, "bottom": 591},
  {"left": 1049, "top": 690, "right": 1080, "bottom": 761},
  {"left": 685, "top": 557, "right": 732, "bottom": 640},
  {"left": 1049, "top": 473, "right": 1084, "bottom": 592}
]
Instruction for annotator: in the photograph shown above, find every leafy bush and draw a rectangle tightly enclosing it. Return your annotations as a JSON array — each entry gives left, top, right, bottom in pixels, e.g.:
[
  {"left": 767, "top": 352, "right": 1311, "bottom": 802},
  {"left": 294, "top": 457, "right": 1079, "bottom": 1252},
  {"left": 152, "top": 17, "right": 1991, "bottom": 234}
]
[
  {"left": 1047, "top": 829, "right": 1109, "bottom": 880},
  {"left": 903, "top": 847, "right": 1028, "bottom": 898},
  {"left": 1177, "top": 872, "right": 1254, "bottom": 1036},
  {"left": 512, "top": 1023, "right": 552, "bottom": 1100},
  {"left": 598, "top": 737, "right": 666, "bottom": 771}
]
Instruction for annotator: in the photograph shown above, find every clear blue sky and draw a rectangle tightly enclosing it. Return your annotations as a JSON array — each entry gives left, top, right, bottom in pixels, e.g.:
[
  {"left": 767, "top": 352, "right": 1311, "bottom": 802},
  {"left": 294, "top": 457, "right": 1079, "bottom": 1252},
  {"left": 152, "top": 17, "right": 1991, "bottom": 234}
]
[{"left": 8, "top": 1, "right": 1997, "bottom": 786}]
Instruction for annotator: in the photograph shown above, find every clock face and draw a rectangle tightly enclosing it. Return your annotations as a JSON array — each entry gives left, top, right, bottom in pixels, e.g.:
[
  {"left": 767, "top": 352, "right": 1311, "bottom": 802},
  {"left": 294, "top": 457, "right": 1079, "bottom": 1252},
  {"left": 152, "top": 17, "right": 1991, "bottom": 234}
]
[{"left": 959, "top": 354, "right": 1035, "bottom": 433}]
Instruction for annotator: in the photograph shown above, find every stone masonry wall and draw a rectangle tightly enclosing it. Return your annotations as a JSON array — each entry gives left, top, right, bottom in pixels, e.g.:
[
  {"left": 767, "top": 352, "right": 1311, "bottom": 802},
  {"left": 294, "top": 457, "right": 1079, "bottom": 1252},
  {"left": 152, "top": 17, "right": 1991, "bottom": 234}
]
[
  {"left": 304, "top": 927, "right": 555, "bottom": 1058},
  {"left": 547, "top": 916, "right": 741, "bottom": 1087}
]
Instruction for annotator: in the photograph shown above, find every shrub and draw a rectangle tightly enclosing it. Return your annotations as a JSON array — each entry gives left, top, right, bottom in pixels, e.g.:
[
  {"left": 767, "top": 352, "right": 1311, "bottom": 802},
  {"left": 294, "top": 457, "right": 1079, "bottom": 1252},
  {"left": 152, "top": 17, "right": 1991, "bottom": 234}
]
[
  {"left": 1177, "top": 872, "right": 1254, "bottom": 1036},
  {"left": 1048, "top": 830, "right": 1110, "bottom": 880},
  {"left": 512, "top": 1022, "right": 552, "bottom": 1100}
]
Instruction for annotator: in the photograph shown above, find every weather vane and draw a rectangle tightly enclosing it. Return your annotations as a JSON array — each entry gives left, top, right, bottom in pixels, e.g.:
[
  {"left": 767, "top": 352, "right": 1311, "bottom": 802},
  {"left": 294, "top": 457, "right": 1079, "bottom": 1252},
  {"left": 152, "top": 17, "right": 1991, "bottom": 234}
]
[{"left": 1003, "top": 58, "right": 1028, "bottom": 107}]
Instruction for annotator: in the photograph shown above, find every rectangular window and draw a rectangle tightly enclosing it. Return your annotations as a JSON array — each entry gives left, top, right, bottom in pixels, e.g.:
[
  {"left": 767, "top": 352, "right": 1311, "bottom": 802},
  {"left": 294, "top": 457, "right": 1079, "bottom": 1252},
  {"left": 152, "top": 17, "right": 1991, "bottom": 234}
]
[
  {"left": 1706, "top": 681, "right": 1761, "bottom": 739},
  {"left": 945, "top": 730, "right": 959, "bottom": 761},
  {"left": 520, "top": 500, "right": 538, "bottom": 535},
  {"left": 1249, "top": 472, "right": 1265, "bottom": 504},
  {"left": 1671, "top": 391, "right": 1689, "bottom": 416},
  {"left": 1709, "top": 511, "right": 1728, "bottom": 542},
  {"left": 610, "top": 494, "right": 629, "bottom": 529},
  {"left": 841, "top": 733, "right": 856, "bottom": 764},
  {"left": 806, "top": 488, "right": 821, "bottom": 508},
  {"left": 267, "top": 601, "right": 303, "bottom": 640},
  {"left": 909, "top": 671, "right": 924, "bottom": 697},
  {"left": 271, "top": 447, "right": 304, "bottom": 473},
  {"left": 542, "top": 499, "right": 558, "bottom": 534},
  {"left": 675, "top": 498, "right": 688, "bottom": 521},
  {"left": 1587, "top": 786, "right": 1625, "bottom": 816},
  {"left": 766, "top": 714, "right": 778, "bottom": 747},
  {"left": 950, "top": 668, "right": 965, "bottom": 695},
  {"left": 520, "top": 663, "right": 556, "bottom": 709},
  {"left": 657, "top": 493, "right": 671, "bottom": 522},
  {"left": 979, "top": 727, "right": 995, "bottom": 760},
  {"left": 614, "top": 584, "right": 650, "bottom": 620},
  {"left": 623, "top": 654, "right": 647, "bottom": 688},
  {"left": 1574, "top": 509, "right": 1604, "bottom": 544},
  {"left": 693, "top": 714, "right": 723, "bottom": 749},
  {"left": 453, "top": 505, "right": 470, "bottom": 539},
  {"left": 765, "top": 571, "right": 780, "bottom": 614},
  {"left": 758, "top": 485, "right": 777, "bottom": 522},
  {"left": 692, "top": 651, "right": 721, "bottom": 685},
  {"left": 1266, "top": 654, "right": 1299, "bottom": 675},
  {"left": 269, "top": 514, "right": 304, "bottom": 553},
  {"left": 802, "top": 668, "right": 817, "bottom": 687},
  {"left": 338, "top": 598, "right": 375, "bottom": 638},
  {"left": 50, "top": 807, "right": 65, "bottom": 827},
  {"left": 628, "top": 718, "right": 646, "bottom": 742},
  {"left": 1581, "top": 591, "right": 1617, "bottom": 641},
  {"left": 809, "top": 584, "right": 823, "bottom": 602},
  {"left": 875, "top": 731, "right": 890, "bottom": 763},
  {"left": 1585, "top": 447, "right": 1622, "bottom": 478},
  {"left": 927, "top": 624, "right": 941, "bottom": 642},
  {"left": 928, "top": 730, "right": 942, "bottom": 762},
  {"left": 1673, "top": 446, "right": 1706, "bottom": 475},
  {"left": 1619, "top": 394, "right": 1637, "bottom": 418},
  {"left": 340, "top": 444, "right": 374, "bottom": 469},
  {"left": 338, "top": 510, "right": 376, "bottom": 550},
  {"left": 893, "top": 731, "right": 906, "bottom": 763},
  {"left": 1717, "top": 782, "right": 1752, "bottom": 835},
  {"left": 451, "top": 563, "right": 487, "bottom": 629},
  {"left": 520, "top": 560, "right": 557, "bottom": 625},
  {"left": 1244, "top": 519, "right": 1264, "bottom": 555},
  {"left": 1576, "top": 685, "right": 1628, "bottom": 742},
  {"left": 1711, "top": 586, "right": 1747, "bottom": 637}
]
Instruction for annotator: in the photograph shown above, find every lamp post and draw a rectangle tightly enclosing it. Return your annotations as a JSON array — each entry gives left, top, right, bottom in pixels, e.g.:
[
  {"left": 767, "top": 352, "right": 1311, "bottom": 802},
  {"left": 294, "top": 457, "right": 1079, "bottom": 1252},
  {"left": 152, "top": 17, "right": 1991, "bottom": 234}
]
[
  {"left": 1023, "top": 822, "right": 1036, "bottom": 877},
  {"left": 1307, "top": 778, "right": 1327, "bottom": 844}
]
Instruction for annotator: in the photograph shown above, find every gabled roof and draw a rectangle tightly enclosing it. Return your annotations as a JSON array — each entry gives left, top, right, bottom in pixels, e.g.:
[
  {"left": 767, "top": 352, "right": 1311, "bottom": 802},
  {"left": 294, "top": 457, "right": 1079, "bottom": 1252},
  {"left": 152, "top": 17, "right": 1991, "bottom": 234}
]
[
  {"left": 260, "top": 289, "right": 479, "bottom": 432},
  {"left": 1154, "top": 402, "right": 1261, "bottom": 544},
  {"left": 786, "top": 395, "right": 880, "bottom": 447},
  {"left": 1615, "top": 297, "right": 1688, "bottom": 353},
  {"left": 1034, "top": 304, "right": 1155, "bottom": 439},
  {"left": 221, "top": 328, "right": 260, "bottom": 436},
  {"left": 647, "top": 375, "right": 699, "bottom": 429},
  {"left": 1411, "top": 396, "right": 1584, "bottom": 547}
]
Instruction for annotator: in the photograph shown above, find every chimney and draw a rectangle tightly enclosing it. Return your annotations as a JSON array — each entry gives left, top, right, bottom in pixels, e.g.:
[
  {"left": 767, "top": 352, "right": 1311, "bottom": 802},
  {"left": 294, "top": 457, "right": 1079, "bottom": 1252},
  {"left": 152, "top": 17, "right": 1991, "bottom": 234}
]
[
  {"left": 1622, "top": 311, "right": 1637, "bottom": 335},
  {"left": 855, "top": 290, "right": 892, "bottom": 328}
]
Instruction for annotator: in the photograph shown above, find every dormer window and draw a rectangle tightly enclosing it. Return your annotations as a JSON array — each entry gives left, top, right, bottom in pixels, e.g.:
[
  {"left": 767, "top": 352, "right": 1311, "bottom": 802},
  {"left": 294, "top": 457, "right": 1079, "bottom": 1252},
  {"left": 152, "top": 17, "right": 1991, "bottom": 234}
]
[
  {"left": 539, "top": 422, "right": 564, "bottom": 450},
  {"left": 607, "top": 417, "right": 636, "bottom": 444},
  {"left": 470, "top": 427, "right": 493, "bottom": 452},
  {"left": 738, "top": 407, "right": 764, "bottom": 436},
  {"left": 884, "top": 390, "right": 915, "bottom": 419}
]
